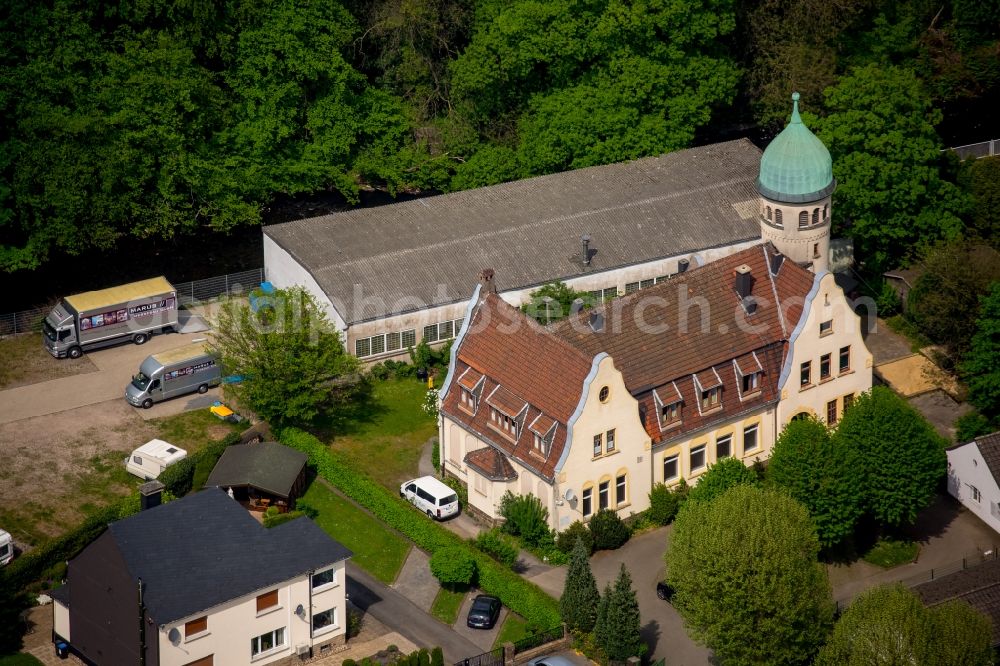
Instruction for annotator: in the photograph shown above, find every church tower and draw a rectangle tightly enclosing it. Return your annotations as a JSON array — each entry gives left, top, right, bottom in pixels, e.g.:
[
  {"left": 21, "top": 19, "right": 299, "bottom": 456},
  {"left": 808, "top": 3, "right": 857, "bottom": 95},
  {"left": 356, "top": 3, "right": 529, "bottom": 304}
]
[{"left": 756, "top": 92, "right": 835, "bottom": 273}]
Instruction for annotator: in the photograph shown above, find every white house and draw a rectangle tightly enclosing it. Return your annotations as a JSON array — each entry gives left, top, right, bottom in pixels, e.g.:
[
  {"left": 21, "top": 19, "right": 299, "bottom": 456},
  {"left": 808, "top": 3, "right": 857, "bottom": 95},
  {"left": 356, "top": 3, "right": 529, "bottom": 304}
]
[
  {"left": 947, "top": 432, "right": 1000, "bottom": 536},
  {"left": 51, "top": 486, "right": 351, "bottom": 666}
]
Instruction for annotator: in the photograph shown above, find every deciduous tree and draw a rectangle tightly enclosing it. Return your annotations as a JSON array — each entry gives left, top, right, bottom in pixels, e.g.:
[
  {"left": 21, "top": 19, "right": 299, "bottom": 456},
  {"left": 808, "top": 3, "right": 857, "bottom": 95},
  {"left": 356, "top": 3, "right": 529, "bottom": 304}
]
[
  {"left": 767, "top": 416, "right": 864, "bottom": 549},
  {"left": 686, "top": 457, "right": 758, "bottom": 505},
  {"left": 832, "top": 386, "right": 947, "bottom": 528},
  {"left": 667, "top": 485, "right": 834, "bottom": 665},
  {"left": 211, "top": 286, "right": 363, "bottom": 426}
]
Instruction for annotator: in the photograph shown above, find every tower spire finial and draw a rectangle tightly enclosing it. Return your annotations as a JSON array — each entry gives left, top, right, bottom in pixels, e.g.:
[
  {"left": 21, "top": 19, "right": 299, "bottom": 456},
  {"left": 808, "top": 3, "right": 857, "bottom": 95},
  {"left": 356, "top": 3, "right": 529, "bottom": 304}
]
[{"left": 790, "top": 92, "right": 802, "bottom": 124}]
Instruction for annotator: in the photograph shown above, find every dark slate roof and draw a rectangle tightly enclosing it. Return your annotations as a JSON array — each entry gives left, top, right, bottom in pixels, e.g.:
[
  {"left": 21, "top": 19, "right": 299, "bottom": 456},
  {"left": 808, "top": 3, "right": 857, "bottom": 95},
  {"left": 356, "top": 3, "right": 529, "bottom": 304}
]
[
  {"left": 914, "top": 557, "right": 1000, "bottom": 645},
  {"left": 49, "top": 584, "right": 70, "bottom": 606},
  {"left": 107, "top": 488, "right": 351, "bottom": 625},
  {"left": 976, "top": 433, "right": 1000, "bottom": 486},
  {"left": 205, "top": 443, "right": 308, "bottom": 498},
  {"left": 264, "top": 139, "right": 763, "bottom": 323}
]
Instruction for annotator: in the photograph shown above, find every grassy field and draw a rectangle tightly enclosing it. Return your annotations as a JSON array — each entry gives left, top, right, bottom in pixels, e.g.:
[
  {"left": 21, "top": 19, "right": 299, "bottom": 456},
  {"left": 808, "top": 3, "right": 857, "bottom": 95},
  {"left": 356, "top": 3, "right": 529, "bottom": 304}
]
[
  {"left": 431, "top": 586, "right": 466, "bottom": 625},
  {"left": 322, "top": 378, "right": 437, "bottom": 490},
  {"left": 864, "top": 537, "right": 919, "bottom": 568},
  {"left": 0, "top": 333, "right": 96, "bottom": 390},
  {"left": 493, "top": 613, "right": 531, "bottom": 649},
  {"left": 301, "top": 479, "right": 411, "bottom": 584},
  {"left": 151, "top": 408, "right": 243, "bottom": 454}
]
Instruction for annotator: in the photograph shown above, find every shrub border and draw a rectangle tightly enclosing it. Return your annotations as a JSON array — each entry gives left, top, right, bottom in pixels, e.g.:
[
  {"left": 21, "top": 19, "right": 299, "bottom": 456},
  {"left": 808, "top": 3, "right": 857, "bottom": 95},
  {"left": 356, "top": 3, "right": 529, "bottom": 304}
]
[{"left": 280, "top": 428, "right": 560, "bottom": 627}]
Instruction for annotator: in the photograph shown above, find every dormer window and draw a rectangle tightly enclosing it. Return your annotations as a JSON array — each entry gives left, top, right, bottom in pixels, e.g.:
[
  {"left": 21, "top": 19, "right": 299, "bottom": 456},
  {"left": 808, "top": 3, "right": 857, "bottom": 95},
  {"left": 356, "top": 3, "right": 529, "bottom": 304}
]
[
  {"left": 459, "top": 389, "right": 477, "bottom": 413},
  {"left": 489, "top": 407, "right": 518, "bottom": 439},
  {"left": 661, "top": 401, "right": 681, "bottom": 426},
  {"left": 741, "top": 372, "right": 760, "bottom": 394},
  {"left": 533, "top": 433, "right": 550, "bottom": 456},
  {"left": 701, "top": 387, "right": 721, "bottom": 411}
]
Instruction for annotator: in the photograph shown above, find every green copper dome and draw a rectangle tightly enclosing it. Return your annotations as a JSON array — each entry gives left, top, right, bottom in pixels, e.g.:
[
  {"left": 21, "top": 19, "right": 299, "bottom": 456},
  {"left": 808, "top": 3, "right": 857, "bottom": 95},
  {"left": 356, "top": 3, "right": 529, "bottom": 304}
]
[{"left": 756, "top": 93, "right": 835, "bottom": 204}]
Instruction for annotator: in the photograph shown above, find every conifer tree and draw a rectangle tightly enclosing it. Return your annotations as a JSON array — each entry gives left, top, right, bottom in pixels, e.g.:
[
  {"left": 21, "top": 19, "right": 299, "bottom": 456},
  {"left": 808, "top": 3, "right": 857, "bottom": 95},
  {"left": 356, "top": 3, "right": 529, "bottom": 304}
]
[
  {"left": 599, "top": 564, "right": 644, "bottom": 660},
  {"left": 594, "top": 582, "right": 613, "bottom": 649},
  {"left": 560, "top": 537, "right": 600, "bottom": 632}
]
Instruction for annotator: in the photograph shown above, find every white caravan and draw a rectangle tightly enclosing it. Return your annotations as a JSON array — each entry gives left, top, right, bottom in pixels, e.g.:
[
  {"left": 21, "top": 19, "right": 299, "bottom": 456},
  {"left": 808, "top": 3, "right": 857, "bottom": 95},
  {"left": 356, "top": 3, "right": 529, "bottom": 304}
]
[{"left": 125, "top": 439, "right": 188, "bottom": 480}]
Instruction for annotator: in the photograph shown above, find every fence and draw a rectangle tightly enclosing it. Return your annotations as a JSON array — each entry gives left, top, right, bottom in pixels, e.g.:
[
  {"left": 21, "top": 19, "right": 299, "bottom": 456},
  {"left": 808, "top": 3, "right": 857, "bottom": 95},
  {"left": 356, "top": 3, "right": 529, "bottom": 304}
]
[
  {"left": 512, "top": 625, "right": 565, "bottom": 654},
  {"left": 944, "top": 139, "right": 999, "bottom": 160},
  {"left": 455, "top": 646, "right": 504, "bottom": 666},
  {"left": 0, "top": 267, "right": 263, "bottom": 336}
]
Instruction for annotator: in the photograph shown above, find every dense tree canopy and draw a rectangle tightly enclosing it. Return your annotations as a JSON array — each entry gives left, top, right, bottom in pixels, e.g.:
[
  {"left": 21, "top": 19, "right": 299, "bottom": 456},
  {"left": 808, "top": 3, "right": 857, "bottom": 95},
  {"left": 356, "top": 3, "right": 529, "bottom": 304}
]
[
  {"left": 833, "top": 387, "right": 947, "bottom": 528},
  {"left": 961, "top": 283, "right": 1000, "bottom": 420},
  {"left": 667, "top": 485, "right": 834, "bottom": 665},
  {"left": 686, "top": 457, "right": 759, "bottom": 505},
  {"left": 767, "top": 416, "right": 864, "bottom": 549},
  {"left": 817, "top": 584, "right": 993, "bottom": 666}
]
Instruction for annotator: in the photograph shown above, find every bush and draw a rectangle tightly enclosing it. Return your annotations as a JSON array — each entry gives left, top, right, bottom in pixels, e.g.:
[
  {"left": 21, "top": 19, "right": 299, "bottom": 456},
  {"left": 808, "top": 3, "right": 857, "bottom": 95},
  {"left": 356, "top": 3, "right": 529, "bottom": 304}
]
[
  {"left": 294, "top": 500, "right": 319, "bottom": 519},
  {"left": 431, "top": 647, "right": 444, "bottom": 666},
  {"left": 430, "top": 546, "right": 477, "bottom": 586},
  {"left": 443, "top": 475, "right": 467, "bottom": 508},
  {"left": 556, "top": 521, "right": 594, "bottom": 554},
  {"left": 418, "top": 649, "right": 431, "bottom": 666},
  {"left": 279, "top": 428, "right": 560, "bottom": 627},
  {"left": 588, "top": 509, "right": 630, "bottom": 551},
  {"left": 499, "top": 492, "right": 552, "bottom": 548},
  {"left": 955, "top": 411, "right": 995, "bottom": 443},
  {"left": 432, "top": 437, "right": 441, "bottom": 473},
  {"left": 158, "top": 431, "right": 242, "bottom": 496},
  {"left": 347, "top": 607, "right": 363, "bottom": 638},
  {"left": 648, "top": 483, "right": 681, "bottom": 525},
  {"left": 686, "top": 457, "right": 759, "bottom": 505},
  {"left": 875, "top": 280, "right": 901, "bottom": 318},
  {"left": 263, "top": 510, "right": 304, "bottom": 528},
  {"left": 343, "top": 660, "right": 358, "bottom": 666},
  {"left": 475, "top": 528, "right": 520, "bottom": 568}
]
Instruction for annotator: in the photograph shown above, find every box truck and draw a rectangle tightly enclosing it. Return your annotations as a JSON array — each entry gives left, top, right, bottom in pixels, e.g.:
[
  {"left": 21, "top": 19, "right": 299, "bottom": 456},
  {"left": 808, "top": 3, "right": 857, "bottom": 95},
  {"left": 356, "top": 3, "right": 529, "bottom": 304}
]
[
  {"left": 42, "top": 277, "right": 178, "bottom": 359},
  {"left": 125, "top": 343, "right": 222, "bottom": 409},
  {"left": 125, "top": 439, "right": 188, "bottom": 480}
]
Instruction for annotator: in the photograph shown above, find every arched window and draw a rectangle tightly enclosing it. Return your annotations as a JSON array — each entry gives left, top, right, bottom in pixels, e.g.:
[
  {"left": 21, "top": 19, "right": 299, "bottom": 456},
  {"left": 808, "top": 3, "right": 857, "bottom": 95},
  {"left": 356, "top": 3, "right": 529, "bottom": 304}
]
[
  {"left": 798, "top": 211, "right": 809, "bottom": 228},
  {"left": 812, "top": 208, "right": 819, "bottom": 225},
  {"left": 766, "top": 206, "right": 772, "bottom": 220},
  {"left": 775, "top": 209, "right": 783, "bottom": 227},
  {"left": 823, "top": 204, "right": 829, "bottom": 220},
  {"left": 791, "top": 412, "right": 810, "bottom": 422}
]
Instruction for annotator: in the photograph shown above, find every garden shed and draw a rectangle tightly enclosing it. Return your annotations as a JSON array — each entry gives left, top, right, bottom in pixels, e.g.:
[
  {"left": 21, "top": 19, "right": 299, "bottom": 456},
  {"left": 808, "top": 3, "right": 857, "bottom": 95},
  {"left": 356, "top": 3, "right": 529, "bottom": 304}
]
[{"left": 205, "top": 442, "right": 308, "bottom": 512}]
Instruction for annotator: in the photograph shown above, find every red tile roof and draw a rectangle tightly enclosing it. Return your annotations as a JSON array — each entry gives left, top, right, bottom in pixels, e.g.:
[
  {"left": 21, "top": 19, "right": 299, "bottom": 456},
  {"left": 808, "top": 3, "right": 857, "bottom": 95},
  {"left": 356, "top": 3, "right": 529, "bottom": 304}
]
[
  {"left": 464, "top": 447, "right": 519, "bottom": 481},
  {"left": 457, "top": 368, "right": 484, "bottom": 391},
  {"left": 486, "top": 385, "right": 528, "bottom": 417}
]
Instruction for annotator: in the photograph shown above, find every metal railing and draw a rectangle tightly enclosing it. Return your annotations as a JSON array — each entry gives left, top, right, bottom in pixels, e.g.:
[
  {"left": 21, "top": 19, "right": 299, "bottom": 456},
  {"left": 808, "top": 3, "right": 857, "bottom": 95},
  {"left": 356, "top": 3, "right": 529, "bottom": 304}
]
[
  {"left": 455, "top": 646, "right": 504, "bottom": 666},
  {"left": 512, "top": 625, "right": 565, "bottom": 654},
  {"left": 0, "top": 268, "right": 263, "bottom": 336},
  {"left": 943, "top": 139, "right": 999, "bottom": 160}
]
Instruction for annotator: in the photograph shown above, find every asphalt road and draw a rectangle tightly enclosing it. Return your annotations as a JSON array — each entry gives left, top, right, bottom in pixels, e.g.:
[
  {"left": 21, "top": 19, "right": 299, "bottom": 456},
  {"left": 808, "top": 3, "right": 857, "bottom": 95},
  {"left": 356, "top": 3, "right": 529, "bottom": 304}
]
[{"left": 347, "top": 562, "right": 483, "bottom": 664}]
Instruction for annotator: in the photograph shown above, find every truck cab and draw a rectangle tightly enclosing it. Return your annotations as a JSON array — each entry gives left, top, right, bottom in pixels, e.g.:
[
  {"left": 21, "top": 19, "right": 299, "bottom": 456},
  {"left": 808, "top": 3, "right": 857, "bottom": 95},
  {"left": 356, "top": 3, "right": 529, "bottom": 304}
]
[{"left": 42, "top": 303, "right": 79, "bottom": 358}]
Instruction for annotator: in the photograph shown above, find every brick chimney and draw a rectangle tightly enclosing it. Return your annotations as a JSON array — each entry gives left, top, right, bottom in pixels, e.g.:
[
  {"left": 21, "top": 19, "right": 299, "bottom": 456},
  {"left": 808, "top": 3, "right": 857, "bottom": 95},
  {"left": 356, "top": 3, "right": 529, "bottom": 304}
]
[
  {"left": 479, "top": 268, "right": 497, "bottom": 295},
  {"left": 139, "top": 480, "right": 165, "bottom": 511}
]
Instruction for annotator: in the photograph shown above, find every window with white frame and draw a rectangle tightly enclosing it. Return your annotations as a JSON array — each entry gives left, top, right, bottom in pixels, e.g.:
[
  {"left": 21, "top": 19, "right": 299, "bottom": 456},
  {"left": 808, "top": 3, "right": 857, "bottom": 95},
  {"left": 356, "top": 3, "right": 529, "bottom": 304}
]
[
  {"left": 690, "top": 445, "right": 706, "bottom": 471},
  {"left": 356, "top": 329, "right": 416, "bottom": 358},
  {"left": 598, "top": 480, "right": 610, "bottom": 510},
  {"left": 489, "top": 407, "right": 517, "bottom": 438},
  {"left": 605, "top": 429, "right": 616, "bottom": 453},
  {"left": 743, "top": 424, "right": 759, "bottom": 453},
  {"left": 460, "top": 389, "right": 477, "bottom": 412},
  {"left": 970, "top": 485, "right": 982, "bottom": 503},
  {"left": 423, "top": 324, "right": 439, "bottom": 343},
  {"left": 663, "top": 455, "right": 679, "bottom": 482},
  {"left": 593, "top": 433, "right": 602, "bottom": 457},
  {"left": 616, "top": 474, "right": 627, "bottom": 505},
  {"left": 582, "top": 487, "right": 593, "bottom": 517},
  {"left": 423, "top": 319, "right": 462, "bottom": 344},
  {"left": 700, "top": 387, "right": 721, "bottom": 411},
  {"left": 312, "top": 608, "right": 337, "bottom": 634},
  {"left": 250, "top": 627, "right": 285, "bottom": 658},
  {"left": 312, "top": 568, "right": 335, "bottom": 589},
  {"left": 661, "top": 401, "right": 681, "bottom": 425},
  {"left": 741, "top": 372, "right": 760, "bottom": 394},
  {"left": 625, "top": 282, "right": 640, "bottom": 294},
  {"left": 640, "top": 278, "right": 654, "bottom": 289},
  {"left": 401, "top": 329, "right": 416, "bottom": 348},
  {"left": 603, "top": 287, "right": 618, "bottom": 300},
  {"left": 716, "top": 434, "right": 732, "bottom": 459}
]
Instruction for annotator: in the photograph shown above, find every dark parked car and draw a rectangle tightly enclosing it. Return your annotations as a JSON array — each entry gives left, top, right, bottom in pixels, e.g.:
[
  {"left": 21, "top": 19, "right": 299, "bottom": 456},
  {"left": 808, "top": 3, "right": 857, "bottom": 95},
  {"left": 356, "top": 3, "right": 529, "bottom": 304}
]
[
  {"left": 467, "top": 594, "right": 502, "bottom": 629},
  {"left": 656, "top": 581, "right": 674, "bottom": 602}
]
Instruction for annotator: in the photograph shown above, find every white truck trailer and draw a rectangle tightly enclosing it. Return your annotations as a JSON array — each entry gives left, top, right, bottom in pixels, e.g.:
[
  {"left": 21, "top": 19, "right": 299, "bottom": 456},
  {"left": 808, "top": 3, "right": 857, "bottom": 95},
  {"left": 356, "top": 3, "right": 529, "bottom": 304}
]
[{"left": 42, "top": 277, "right": 178, "bottom": 359}]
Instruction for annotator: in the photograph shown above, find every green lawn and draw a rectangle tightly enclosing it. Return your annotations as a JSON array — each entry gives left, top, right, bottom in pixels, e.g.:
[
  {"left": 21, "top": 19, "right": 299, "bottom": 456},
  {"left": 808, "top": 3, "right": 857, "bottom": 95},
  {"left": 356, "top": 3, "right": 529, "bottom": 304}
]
[
  {"left": 301, "top": 480, "right": 411, "bottom": 583},
  {"left": 493, "top": 613, "right": 531, "bottom": 649},
  {"left": 864, "top": 538, "right": 919, "bottom": 568},
  {"left": 321, "top": 378, "right": 437, "bottom": 490},
  {"left": 0, "top": 655, "right": 45, "bottom": 666},
  {"left": 151, "top": 409, "right": 243, "bottom": 455},
  {"left": 431, "top": 586, "right": 466, "bottom": 625}
]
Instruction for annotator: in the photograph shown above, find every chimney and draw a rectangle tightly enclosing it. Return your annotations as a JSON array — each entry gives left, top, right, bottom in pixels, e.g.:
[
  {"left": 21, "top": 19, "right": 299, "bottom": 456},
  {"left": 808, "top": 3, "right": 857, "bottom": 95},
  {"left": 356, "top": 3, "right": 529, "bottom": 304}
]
[
  {"left": 479, "top": 268, "right": 497, "bottom": 294},
  {"left": 734, "top": 265, "right": 753, "bottom": 299},
  {"left": 139, "top": 480, "right": 165, "bottom": 511},
  {"left": 581, "top": 234, "right": 592, "bottom": 266},
  {"left": 743, "top": 296, "right": 758, "bottom": 315},
  {"left": 677, "top": 258, "right": 690, "bottom": 273},
  {"left": 589, "top": 311, "right": 604, "bottom": 332},
  {"left": 570, "top": 298, "right": 585, "bottom": 315},
  {"left": 770, "top": 252, "right": 785, "bottom": 275}
]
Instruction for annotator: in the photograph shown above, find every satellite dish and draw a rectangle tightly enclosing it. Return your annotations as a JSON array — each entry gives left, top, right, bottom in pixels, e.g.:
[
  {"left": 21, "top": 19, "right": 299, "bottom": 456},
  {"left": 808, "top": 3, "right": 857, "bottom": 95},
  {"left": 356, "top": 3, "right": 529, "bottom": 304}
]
[
  {"left": 168, "top": 627, "right": 181, "bottom": 644},
  {"left": 563, "top": 488, "right": 576, "bottom": 502}
]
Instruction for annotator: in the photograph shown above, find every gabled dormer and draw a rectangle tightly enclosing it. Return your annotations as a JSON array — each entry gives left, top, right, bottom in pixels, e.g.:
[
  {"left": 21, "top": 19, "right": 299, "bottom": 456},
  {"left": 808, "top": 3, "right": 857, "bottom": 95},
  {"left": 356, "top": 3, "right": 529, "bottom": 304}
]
[
  {"left": 693, "top": 367, "right": 724, "bottom": 415},
  {"left": 486, "top": 385, "right": 528, "bottom": 442},
  {"left": 653, "top": 382, "right": 684, "bottom": 431},
  {"left": 456, "top": 367, "right": 486, "bottom": 415},
  {"left": 528, "top": 413, "right": 557, "bottom": 458},
  {"left": 733, "top": 352, "right": 764, "bottom": 401}
]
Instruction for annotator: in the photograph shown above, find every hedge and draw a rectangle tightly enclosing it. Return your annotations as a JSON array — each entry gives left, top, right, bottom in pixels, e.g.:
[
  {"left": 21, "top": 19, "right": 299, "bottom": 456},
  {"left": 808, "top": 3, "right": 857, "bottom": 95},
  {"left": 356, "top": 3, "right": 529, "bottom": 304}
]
[
  {"left": 3, "top": 431, "right": 243, "bottom": 593},
  {"left": 279, "top": 428, "right": 561, "bottom": 626}
]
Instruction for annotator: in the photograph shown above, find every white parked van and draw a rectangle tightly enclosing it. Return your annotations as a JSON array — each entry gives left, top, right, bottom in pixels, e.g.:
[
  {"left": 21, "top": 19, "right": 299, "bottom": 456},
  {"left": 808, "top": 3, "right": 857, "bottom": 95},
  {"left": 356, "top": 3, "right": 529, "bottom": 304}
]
[
  {"left": 125, "top": 439, "right": 188, "bottom": 480},
  {"left": 0, "top": 529, "right": 13, "bottom": 566},
  {"left": 399, "top": 476, "right": 460, "bottom": 520}
]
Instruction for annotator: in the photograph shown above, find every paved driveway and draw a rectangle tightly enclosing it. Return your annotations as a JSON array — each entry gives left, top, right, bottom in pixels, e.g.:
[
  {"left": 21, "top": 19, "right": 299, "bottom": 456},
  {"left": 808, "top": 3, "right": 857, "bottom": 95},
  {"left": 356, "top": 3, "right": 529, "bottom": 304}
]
[{"left": 347, "top": 562, "right": 482, "bottom": 663}]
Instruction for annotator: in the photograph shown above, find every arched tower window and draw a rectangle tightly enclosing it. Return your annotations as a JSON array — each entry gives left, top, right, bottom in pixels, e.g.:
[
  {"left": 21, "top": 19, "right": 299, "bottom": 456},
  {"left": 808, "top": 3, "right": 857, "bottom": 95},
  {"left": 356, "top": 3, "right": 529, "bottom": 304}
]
[
  {"left": 823, "top": 204, "right": 829, "bottom": 220},
  {"left": 798, "top": 211, "right": 809, "bottom": 228},
  {"left": 774, "top": 209, "right": 782, "bottom": 227},
  {"left": 766, "top": 206, "right": 772, "bottom": 221},
  {"left": 812, "top": 208, "right": 819, "bottom": 225}
]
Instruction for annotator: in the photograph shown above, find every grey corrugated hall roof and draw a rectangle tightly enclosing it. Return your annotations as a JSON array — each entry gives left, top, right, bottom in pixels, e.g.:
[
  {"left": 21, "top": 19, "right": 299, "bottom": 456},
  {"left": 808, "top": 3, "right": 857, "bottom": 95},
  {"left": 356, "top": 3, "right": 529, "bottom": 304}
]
[{"left": 264, "top": 138, "right": 763, "bottom": 324}]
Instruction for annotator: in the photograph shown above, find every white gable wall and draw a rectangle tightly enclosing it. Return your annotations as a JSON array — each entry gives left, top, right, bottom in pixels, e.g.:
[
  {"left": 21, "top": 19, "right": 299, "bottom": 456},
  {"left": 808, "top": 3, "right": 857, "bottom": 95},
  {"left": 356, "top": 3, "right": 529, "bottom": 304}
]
[{"left": 947, "top": 444, "right": 1000, "bottom": 536}]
